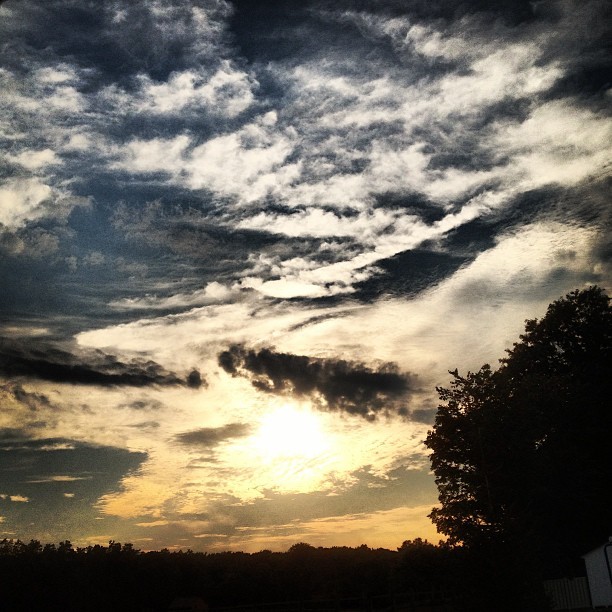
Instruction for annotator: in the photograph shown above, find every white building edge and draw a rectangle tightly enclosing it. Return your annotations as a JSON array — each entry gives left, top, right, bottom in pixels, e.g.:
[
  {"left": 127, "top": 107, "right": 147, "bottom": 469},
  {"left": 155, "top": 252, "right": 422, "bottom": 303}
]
[{"left": 583, "top": 537, "right": 612, "bottom": 608}]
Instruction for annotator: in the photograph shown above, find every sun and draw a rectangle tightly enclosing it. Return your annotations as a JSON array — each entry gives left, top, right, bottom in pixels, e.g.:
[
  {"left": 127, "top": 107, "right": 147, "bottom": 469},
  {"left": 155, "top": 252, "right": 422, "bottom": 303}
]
[
  {"left": 252, "top": 403, "right": 330, "bottom": 462},
  {"left": 229, "top": 402, "right": 337, "bottom": 493}
]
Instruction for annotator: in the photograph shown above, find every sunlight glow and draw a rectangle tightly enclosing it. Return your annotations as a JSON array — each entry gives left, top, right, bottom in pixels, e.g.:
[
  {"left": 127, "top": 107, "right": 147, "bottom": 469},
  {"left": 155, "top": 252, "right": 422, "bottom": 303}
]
[{"left": 252, "top": 404, "right": 330, "bottom": 462}]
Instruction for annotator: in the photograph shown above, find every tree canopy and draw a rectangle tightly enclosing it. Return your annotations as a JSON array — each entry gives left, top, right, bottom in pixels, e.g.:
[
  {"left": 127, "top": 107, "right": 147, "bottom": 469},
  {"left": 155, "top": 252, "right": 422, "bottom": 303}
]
[{"left": 425, "top": 286, "right": 611, "bottom": 574}]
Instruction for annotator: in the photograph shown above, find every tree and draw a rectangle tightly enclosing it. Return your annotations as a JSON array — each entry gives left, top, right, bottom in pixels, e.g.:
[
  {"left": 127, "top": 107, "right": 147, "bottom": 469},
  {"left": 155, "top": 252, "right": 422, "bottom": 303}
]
[{"left": 425, "top": 287, "right": 611, "bottom": 574}]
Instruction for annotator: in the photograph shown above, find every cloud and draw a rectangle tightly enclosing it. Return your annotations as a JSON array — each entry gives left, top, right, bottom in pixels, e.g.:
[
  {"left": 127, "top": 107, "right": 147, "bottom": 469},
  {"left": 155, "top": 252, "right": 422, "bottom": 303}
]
[
  {"left": 0, "top": 494, "right": 30, "bottom": 503},
  {"left": 218, "top": 345, "right": 412, "bottom": 420},
  {"left": 232, "top": 195, "right": 502, "bottom": 298},
  {"left": 110, "top": 135, "right": 191, "bottom": 175},
  {"left": 186, "top": 369, "right": 204, "bottom": 388},
  {"left": 211, "top": 504, "right": 440, "bottom": 552},
  {"left": 211, "top": 11, "right": 607, "bottom": 297},
  {"left": 174, "top": 423, "right": 252, "bottom": 447},
  {"left": 97, "top": 2, "right": 604, "bottom": 305},
  {"left": 101, "top": 462, "right": 438, "bottom": 551},
  {"left": 26, "top": 476, "right": 91, "bottom": 484},
  {"left": 118, "top": 399, "right": 165, "bottom": 411},
  {"left": 496, "top": 100, "right": 612, "bottom": 189},
  {"left": 112, "top": 112, "right": 297, "bottom": 201},
  {"left": 0, "top": 0, "right": 233, "bottom": 82},
  {"left": 111, "top": 281, "right": 242, "bottom": 311},
  {"left": 136, "top": 60, "right": 256, "bottom": 117},
  {"left": 129, "top": 421, "right": 160, "bottom": 430},
  {"left": 0, "top": 338, "right": 203, "bottom": 388},
  {"left": 7, "top": 148, "right": 62, "bottom": 171},
  {"left": 0, "top": 178, "right": 53, "bottom": 229},
  {"left": 0, "top": 382, "right": 51, "bottom": 411}
]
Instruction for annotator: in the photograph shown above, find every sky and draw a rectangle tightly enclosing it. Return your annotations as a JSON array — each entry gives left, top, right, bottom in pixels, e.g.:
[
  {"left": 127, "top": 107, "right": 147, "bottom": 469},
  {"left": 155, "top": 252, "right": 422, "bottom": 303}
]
[{"left": 0, "top": 0, "right": 610, "bottom": 552}]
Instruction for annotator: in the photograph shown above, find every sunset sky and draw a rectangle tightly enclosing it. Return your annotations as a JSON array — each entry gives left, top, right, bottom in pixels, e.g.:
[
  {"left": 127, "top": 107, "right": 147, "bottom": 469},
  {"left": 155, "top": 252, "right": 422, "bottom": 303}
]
[{"left": 0, "top": 0, "right": 610, "bottom": 552}]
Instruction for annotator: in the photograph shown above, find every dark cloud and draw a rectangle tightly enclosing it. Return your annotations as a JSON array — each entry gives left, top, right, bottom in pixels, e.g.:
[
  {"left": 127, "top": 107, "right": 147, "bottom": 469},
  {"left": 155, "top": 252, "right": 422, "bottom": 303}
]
[
  {"left": 174, "top": 423, "right": 252, "bottom": 448},
  {"left": 0, "top": 382, "right": 51, "bottom": 411},
  {"left": 111, "top": 200, "right": 342, "bottom": 276},
  {"left": 129, "top": 420, "right": 160, "bottom": 430},
  {"left": 321, "top": 0, "right": 537, "bottom": 23},
  {"left": 0, "top": 431, "right": 146, "bottom": 479},
  {"left": 230, "top": 0, "right": 537, "bottom": 67},
  {"left": 0, "top": 226, "right": 65, "bottom": 261},
  {"left": 187, "top": 369, "right": 204, "bottom": 389},
  {"left": 409, "top": 408, "right": 438, "bottom": 425},
  {"left": 537, "top": 1, "right": 612, "bottom": 104},
  {"left": 118, "top": 399, "right": 165, "bottom": 411},
  {"left": 0, "top": 337, "right": 203, "bottom": 388},
  {"left": 373, "top": 192, "right": 446, "bottom": 224},
  {"left": 434, "top": 184, "right": 589, "bottom": 260},
  {"left": 218, "top": 345, "right": 412, "bottom": 420},
  {"left": 0, "top": 0, "right": 232, "bottom": 83}
]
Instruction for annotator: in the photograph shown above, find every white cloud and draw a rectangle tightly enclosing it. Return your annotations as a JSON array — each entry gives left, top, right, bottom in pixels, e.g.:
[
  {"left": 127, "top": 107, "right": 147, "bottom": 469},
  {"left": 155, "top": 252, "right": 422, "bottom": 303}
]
[
  {"left": 113, "top": 112, "right": 298, "bottom": 200},
  {"left": 281, "top": 221, "right": 608, "bottom": 397},
  {"left": 237, "top": 208, "right": 399, "bottom": 240},
  {"left": 251, "top": 15, "right": 565, "bottom": 215},
  {"left": 137, "top": 61, "right": 256, "bottom": 117},
  {"left": 27, "top": 475, "right": 89, "bottom": 483},
  {"left": 0, "top": 178, "right": 53, "bottom": 229},
  {"left": 62, "top": 132, "right": 92, "bottom": 152},
  {"left": 8, "top": 148, "right": 62, "bottom": 171},
  {"left": 110, "top": 281, "right": 242, "bottom": 310},
  {"left": 112, "top": 135, "right": 191, "bottom": 175},
  {"left": 76, "top": 297, "right": 357, "bottom": 369},
  {"left": 83, "top": 251, "right": 106, "bottom": 266},
  {"left": 185, "top": 112, "right": 296, "bottom": 198},
  {"left": 432, "top": 44, "right": 562, "bottom": 115},
  {"left": 0, "top": 63, "right": 87, "bottom": 117},
  {"left": 0, "top": 494, "right": 30, "bottom": 503},
  {"left": 0, "top": 178, "right": 89, "bottom": 230},
  {"left": 243, "top": 278, "right": 340, "bottom": 300},
  {"left": 35, "top": 65, "right": 81, "bottom": 85},
  {"left": 48, "top": 86, "right": 87, "bottom": 113},
  {"left": 496, "top": 99, "right": 612, "bottom": 188},
  {"left": 78, "top": 220, "right": 602, "bottom": 381},
  {"left": 404, "top": 22, "right": 473, "bottom": 60},
  {"left": 233, "top": 192, "right": 504, "bottom": 299},
  {"left": 105, "top": 8, "right": 609, "bottom": 305}
]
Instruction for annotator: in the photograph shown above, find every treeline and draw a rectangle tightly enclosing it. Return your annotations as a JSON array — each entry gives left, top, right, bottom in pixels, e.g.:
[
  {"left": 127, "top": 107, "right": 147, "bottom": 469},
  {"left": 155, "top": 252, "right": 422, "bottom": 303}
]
[{"left": 0, "top": 538, "right": 465, "bottom": 611}]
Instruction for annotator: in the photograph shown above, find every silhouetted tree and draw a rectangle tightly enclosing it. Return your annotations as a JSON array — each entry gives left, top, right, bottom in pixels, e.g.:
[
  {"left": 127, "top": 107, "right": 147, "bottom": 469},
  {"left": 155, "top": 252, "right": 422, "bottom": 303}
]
[{"left": 425, "top": 286, "right": 611, "bottom": 608}]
